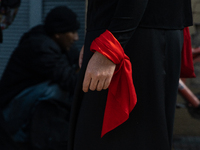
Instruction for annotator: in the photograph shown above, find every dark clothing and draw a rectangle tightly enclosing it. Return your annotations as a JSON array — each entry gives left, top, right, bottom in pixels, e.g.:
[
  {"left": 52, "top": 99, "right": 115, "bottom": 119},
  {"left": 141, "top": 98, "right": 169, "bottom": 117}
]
[
  {"left": 0, "top": 109, "right": 19, "bottom": 150},
  {"left": 3, "top": 81, "right": 71, "bottom": 150},
  {"left": 70, "top": 28, "right": 183, "bottom": 150},
  {"left": 68, "top": 0, "right": 192, "bottom": 150},
  {"left": 0, "top": 25, "right": 79, "bottom": 149},
  {"left": 0, "top": 25, "right": 79, "bottom": 108},
  {"left": 1, "top": 0, "right": 21, "bottom": 8},
  {"left": 86, "top": 0, "right": 192, "bottom": 47}
]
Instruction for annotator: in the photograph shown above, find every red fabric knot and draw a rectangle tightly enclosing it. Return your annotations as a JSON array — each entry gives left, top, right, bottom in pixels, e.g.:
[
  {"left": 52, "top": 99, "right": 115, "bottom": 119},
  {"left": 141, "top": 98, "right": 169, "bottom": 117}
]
[{"left": 90, "top": 30, "right": 137, "bottom": 138}]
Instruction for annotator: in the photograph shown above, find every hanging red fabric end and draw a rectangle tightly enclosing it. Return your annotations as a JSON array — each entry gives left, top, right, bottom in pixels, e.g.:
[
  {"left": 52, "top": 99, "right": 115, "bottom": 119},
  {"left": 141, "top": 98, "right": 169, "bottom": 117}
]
[
  {"left": 180, "top": 27, "right": 196, "bottom": 78},
  {"left": 90, "top": 30, "right": 137, "bottom": 138}
]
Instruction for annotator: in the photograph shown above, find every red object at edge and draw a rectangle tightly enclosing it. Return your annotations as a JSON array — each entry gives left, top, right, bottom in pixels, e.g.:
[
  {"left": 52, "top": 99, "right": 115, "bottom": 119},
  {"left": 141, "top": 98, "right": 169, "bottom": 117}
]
[
  {"left": 90, "top": 30, "right": 137, "bottom": 138},
  {"left": 180, "top": 27, "right": 196, "bottom": 78}
]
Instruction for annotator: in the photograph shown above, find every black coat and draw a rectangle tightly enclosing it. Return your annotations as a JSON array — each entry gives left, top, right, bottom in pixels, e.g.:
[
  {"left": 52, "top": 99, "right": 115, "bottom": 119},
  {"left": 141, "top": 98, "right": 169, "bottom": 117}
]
[
  {"left": 86, "top": 0, "right": 192, "bottom": 48},
  {"left": 0, "top": 25, "right": 79, "bottom": 108},
  {"left": 68, "top": 0, "right": 192, "bottom": 150}
]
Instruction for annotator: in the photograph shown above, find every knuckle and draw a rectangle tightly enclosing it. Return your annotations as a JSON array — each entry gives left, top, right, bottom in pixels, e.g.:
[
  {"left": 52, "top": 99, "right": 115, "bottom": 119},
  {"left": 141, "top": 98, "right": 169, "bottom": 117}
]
[
  {"left": 97, "top": 88, "right": 102, "bottom": 91},
  {"left": 103, "top": 86, "right": 108, "bottom": 90},
  {"left": 82, "top": 83, "right": 89, "bottom": 92},
  {"left": 97, "top": 85, "right": 102, "bottom": 91},
  {"left": 90, "top": 87, "right": 96, "bottom": 91},
  {"left": 103, "top": 82, "right": 109, "bottom": 89},
  {"left": 94, "top": 72, "right": 101, "bottom": 78},
  {"left": 82, "top": 88, "right": 88, "bottom": 92}
]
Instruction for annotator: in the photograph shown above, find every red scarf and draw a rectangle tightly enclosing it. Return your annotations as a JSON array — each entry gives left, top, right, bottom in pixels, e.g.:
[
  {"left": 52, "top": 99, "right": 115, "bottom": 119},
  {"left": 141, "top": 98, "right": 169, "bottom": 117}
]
[{"left": 90, "top": 30, "right": 137, "bottom": 137}]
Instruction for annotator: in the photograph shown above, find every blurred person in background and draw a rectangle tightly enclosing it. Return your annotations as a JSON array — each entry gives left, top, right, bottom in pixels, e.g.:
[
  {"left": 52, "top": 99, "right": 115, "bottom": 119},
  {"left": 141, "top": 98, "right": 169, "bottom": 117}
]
[
  {"left": 0, "top": 0, "right": 21, "bottom": 149},
  {"left": 0, "top": 6, "right": 80, "bottom": 150}
]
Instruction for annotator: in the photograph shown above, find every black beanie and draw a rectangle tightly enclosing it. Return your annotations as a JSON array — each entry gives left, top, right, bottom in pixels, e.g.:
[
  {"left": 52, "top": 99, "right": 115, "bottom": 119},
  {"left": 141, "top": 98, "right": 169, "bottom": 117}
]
[{"left": 44, "top": 6, "right": 80, "bottom": 35}]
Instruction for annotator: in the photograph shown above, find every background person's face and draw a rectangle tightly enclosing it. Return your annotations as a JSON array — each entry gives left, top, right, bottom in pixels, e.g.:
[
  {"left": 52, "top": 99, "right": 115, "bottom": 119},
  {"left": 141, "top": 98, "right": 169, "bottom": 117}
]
[{"left": 55, "top": 31, "right": 79, "bottom": 51}]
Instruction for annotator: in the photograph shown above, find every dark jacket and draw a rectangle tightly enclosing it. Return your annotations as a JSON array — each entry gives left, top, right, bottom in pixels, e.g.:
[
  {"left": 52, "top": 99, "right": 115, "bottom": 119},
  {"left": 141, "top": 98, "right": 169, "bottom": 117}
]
[
  {"left": 86, "top": 0, "right": 192, "bottom": 47},
  {"left": 0, "top": 25, "right": 79, "bottom": 108}
]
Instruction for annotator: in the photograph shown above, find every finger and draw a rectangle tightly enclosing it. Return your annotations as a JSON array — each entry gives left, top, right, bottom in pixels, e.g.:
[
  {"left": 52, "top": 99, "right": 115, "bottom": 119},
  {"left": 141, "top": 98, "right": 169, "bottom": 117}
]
[
  {"left": 97, "top": 78, "right": 106, "bottom": 91},
  {"left": 82, "top": 73, "right": 91, "bottom": 92},
  {"left": 89, "top": 77, "right": 99, "bottom": 91},
  {"left": 103, "top": 77, "right": 112, "bottom": 90},
  {"left": 79, "top": 46, "right": 84, "bottom": 68},
  {"left": 79, "top": 56, "right": 83, "bottom": 68}
]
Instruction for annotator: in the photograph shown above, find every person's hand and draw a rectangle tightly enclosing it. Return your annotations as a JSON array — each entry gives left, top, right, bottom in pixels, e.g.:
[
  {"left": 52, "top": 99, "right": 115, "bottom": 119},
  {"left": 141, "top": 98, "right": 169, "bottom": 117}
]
[
  {"left": 83, "top": 51, "right": 116, "bottom": 92},
  {"left": 79, "top": 46, "right": 84, "bottom": 68}
]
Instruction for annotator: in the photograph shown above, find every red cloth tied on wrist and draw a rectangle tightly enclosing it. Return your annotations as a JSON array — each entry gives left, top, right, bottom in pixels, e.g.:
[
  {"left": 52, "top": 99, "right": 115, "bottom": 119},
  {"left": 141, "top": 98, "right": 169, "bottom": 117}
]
[
  {"left": 90, "top": 30, "right": 137, "bottom": 138},
  {"left": 180, "top": 27, "right": 196, "bottom": 78}
]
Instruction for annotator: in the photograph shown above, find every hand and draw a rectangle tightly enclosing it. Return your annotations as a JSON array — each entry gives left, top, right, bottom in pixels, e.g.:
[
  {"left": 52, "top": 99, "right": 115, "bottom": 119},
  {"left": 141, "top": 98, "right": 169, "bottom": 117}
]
[
  {"left": 79, "top": 46, "right": 84, "bottom": 68},
  {"left": 83, "top": 51, "right": 116, "bottom": 92}
]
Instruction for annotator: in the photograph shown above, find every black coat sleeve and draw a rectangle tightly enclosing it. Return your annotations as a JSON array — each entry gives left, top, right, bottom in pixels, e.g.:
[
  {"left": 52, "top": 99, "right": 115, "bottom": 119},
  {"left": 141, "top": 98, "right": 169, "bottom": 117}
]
[
  {"left": 29, "top": 40, "right": 79, "bottom": 92},
  {"left": 108, "top": 0, "right": 149, "bottom": 48}
]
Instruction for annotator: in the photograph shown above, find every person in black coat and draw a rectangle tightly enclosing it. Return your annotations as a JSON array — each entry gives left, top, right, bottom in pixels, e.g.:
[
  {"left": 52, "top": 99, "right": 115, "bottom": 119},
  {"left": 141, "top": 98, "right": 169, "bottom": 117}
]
[
  {"left": 0, "top": 6, "right": 80, "bottom": 150},
  {"left": 68, "top": 0, "right": 193, "bottom": 150}
]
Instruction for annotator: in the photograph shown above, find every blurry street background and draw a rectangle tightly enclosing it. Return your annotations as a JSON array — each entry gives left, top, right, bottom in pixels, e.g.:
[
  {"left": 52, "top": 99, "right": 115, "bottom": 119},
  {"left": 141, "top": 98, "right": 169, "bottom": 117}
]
[{"left": 173, "top": 0, "right": 200, "bottom": 149}]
